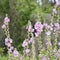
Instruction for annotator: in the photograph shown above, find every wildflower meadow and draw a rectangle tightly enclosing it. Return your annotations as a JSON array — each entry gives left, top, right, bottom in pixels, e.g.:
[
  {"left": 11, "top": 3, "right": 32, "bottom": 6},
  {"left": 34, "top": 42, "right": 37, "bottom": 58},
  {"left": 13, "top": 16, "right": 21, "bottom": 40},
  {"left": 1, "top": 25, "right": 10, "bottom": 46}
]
[{"left": 0, "top": 0, "right": 60, "bottom": 60}]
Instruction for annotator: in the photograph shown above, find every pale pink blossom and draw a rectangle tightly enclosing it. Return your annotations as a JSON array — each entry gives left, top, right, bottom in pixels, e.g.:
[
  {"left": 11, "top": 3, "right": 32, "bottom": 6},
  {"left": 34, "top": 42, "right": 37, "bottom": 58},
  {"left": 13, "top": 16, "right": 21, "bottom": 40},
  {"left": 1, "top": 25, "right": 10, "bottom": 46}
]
[
  {"left": 34, "top": 22, "right": 43, "bottom": 32},
  {"left": 58, "top": 42, "right": 60, "bottom": 46},
  {"left": 35, "top": 32, "right": 40, "bottom": 37},
  {"left": 8, "top": 46, "right": 14, "bottom": 53},
  {"left": 10, "top": 46, "right": 14, "bottom": 50},
  {"left": 5, "top": 38, "right": 9, "bottom": 43},
  {"left": 25, "top": 49, "right": 30, "bottom": 55},
  {"left": 6, "top": 43, "right": 11, "bottom": 47},
  {"left": 56, "top": 1, "right": 60, "bottom": 6},
  {"left": 47, "top": 25, "right": 51, "bottom": 29},
  {"left": 42, "top": 56, "right": 47, "bottom": 60},
  {"left": 34, "top": 22, "right": 43, "bottom": 37},
  {"left": 54, "top": 23, "right": 59, "bottom": 27},
  {"left": 13, "top": 49, "right": 19, "bottom": 58},
  {"left": 9, "top": 38, "right": 13, "bottom": 43},
  {"left": 53, "top": 8, "right": 57, "bottom": 14},
  {"left": 22, "top": 40, "right": 28, "bottom": 47},
  {"left": 4, "top": 17, "right": 10, "bottom": 25},
  {"left": 2, "top": 24, "right": 6, "bottom": 29}
]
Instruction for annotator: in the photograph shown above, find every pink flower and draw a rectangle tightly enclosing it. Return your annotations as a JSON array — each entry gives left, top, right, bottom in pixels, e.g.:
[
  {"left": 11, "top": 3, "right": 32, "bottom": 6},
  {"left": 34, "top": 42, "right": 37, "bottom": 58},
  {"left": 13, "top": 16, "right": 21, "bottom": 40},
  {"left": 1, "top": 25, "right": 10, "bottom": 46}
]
[
  {"left": 9, "top": 38, "right": 13, "bottom": 43},
  {"left": 53, "top": 8, "right": 57, "bottom": 14},
  {"left": 10, "top": 46, "right": 14, "bottom": 50},
  {"left": 54, "top": 23, "right": 59, "bottom": 27},
  {"left": 58, "top": 42, "right": 60, "bottom": 46},
  {"left": 4, "top": 17, "right": 10, "bottom": 25},
  {"left": 6, "top": 43, "right": 11, "bottom": 47},
  {"left": 56, "top": 1, "right": 60, "bottom": 7},
  {"left": 47, "top": 25, "right": 51, "bottom": 29},
  {"left": 5, "top": 38, "right": 13, "bottom": 47},
  {"left": 5, "top": 38, "right": 13, "bottom": 46},
  {"left": 5, "top": 38, "right": 9, "bottom": 46},
  {"left": 25, "top": 49, "right": 30, "bottom": 55},
  {"left": 32, "top": 29, "right": 34, "bottom": 32},
  {"left": 42, "top": 56, "right": 47, "bottom": 60},
  {"left": 34, "top": 22, "right": 43, "bottom": 37},
  {"left": 2, "top": 24, "right": 6, "bottom": 29},
  {"left": 8, "top": 46, "right": 14, "bottom": 53},
  {"left": 46, "top": 31, "right": 51, "bottom": 35},
  {"left": 13, "top": 49, "right": 19, "bottom": 58},
  {"left": 34, "top": 22, "right": 43, "bottom": 32},
  {"left": 22, "top": 40, "right": 28, "bottom": 47},
  {"left": 35, "top": 32, "right": 40, "bottom": 37}
]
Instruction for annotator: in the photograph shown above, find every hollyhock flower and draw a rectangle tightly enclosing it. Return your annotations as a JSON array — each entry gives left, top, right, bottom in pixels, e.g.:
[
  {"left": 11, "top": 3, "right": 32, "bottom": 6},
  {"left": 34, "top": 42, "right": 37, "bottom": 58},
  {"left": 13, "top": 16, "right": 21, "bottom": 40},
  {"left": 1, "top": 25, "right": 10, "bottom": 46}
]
[
  {"left": 25, "top": 49, "right": 30, "bottom": 55},
  {"left": 58, "top": 42, "right": 60, "bottom": 46},
  {"left": 34, "top": 22, "right": 43, "bottom": 37},
  {"left": 10, "top": 46, "right": 14, "bottom": 50},
  {"left": 54, "top": 23, "right": 59, "bottom": 27},
  {"left": 4, "top": 16, "right": 10, "bottom": 25},
  {"left": 28, "top": 37, "right": 33, "bottom": 44},
  {"left": 13, "top": 49, "right": 19, "bottom": 58},
  {"left": 5, "top": 38, "right": 13, "bottom": 46},
  {"left": 54, "top": 23, "right": 60, "bottom": 30},
  {"left": 32, "top": 28, "right": 34, "bottom": 32},
  {"left": 9, "top": 38, "right": 13, "bottom": 43},
  {"left": 46, "top": 31, "right": 51, "bottom": 35},
  {"left": 5, "top": 38, "right": 13, "bottom": 43},
  {"left": 34, "top": 22, "right": 43, "bottom": 31},
  {"left": 35, "top": 32, "right": 40, "bottom": 37},
  {"left": 8, "top": 46, "right": 14, "bottom": 52},
  {"left": 53, "top": 8, "right": 57, "bottom": 14},
  {"left": 56, "top": 1, "right": 60, "bottom": 7},
  {"left": 42, "top": 56, "right": 47, "bottom": 60},
  {"left": 5, "top": 38, "right": 9, "bottom": 43},
  {"left": 6, "top": 42, "right": 11, "bottom": 47},
  {"left": 22, "top": 40, "right": 28, "bottom": 47},
  {"left": 2, "top": 24, "right": 6, "bottom": 29}
]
